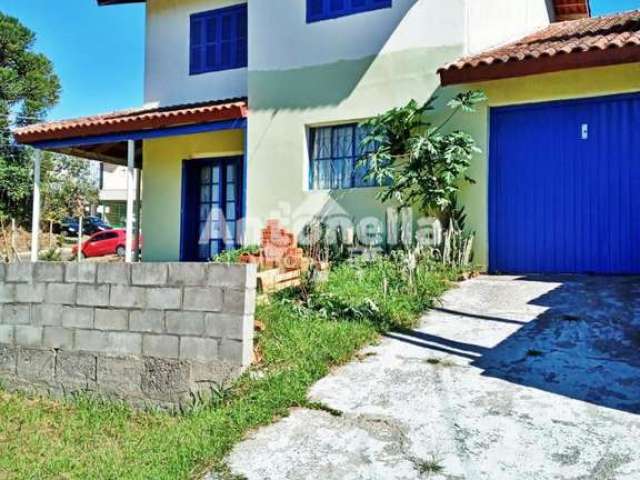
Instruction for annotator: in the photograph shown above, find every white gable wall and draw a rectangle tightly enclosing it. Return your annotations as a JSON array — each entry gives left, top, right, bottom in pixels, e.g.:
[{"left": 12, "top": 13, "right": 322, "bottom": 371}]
[
  {"left": 465, "top": 0, "right": 553, "bottom": 54},
  {"left": 145, "top": 0, "right": 248, "bottom": 106}
]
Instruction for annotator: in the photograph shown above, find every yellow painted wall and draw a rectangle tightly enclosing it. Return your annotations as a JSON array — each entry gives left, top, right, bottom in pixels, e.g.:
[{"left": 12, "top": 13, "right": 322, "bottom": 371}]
[
  {"left": 141, "top": 130, "right": 244, "bottom": 262},
  {"left": 449, "top": 63, "right": 640, "bottom": 269}
]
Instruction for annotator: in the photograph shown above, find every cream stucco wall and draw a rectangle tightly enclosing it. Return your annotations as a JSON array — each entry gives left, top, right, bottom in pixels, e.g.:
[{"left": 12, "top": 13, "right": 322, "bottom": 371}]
[
  {"left": 449, "top": 63, "right": 640, "bottom": 269},
  {"left": 141, "top": 129, "right": 244, "bottom": 261},
  {"left": 145, "top": 0, "right": 248, "bottom": 106},
  {"left": 244, "top": 0, "right": 554, "bottom": 246},
  {"left": 245, "top": 0, "right": 463, "bottom": 244}
]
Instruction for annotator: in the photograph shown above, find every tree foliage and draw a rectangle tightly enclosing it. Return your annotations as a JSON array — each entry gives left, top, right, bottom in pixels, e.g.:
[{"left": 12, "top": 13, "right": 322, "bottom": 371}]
[
  {"left": 0, "top": 11, "right": 61, "bottom": 222},
  {"left": 359, "top": 91, "right": 486, "bottom": 214},
  {"left": 42, "top": 153, "right": 99, "bottom": 223}
]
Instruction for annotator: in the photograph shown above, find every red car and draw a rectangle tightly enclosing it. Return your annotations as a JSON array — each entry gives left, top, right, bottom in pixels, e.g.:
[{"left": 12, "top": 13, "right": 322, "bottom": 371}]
[{"left": 72, "top": 229, "right": 143, "bottom": 259}]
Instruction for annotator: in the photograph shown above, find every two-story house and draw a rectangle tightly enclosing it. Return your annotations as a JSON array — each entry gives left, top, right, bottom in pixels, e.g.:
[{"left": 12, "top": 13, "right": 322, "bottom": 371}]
[{"left": 15, "top": 0, "right": 640, "bottom": 273}]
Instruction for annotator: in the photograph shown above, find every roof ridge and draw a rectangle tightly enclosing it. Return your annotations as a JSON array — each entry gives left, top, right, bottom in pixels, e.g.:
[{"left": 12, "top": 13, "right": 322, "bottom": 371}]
[
  {"left": 517, "top": 9, "right": 640, "bottom": 45},
  {"left": 14, "top": 97, "right": 249, "bottom": 134}
]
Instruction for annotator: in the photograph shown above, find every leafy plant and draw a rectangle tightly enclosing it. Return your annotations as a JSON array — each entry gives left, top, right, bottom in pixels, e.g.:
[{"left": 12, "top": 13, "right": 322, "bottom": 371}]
[
  {"left": 302, "top": 218, "right": 352, "bottom": 265},
  {"left": 415, "top": 455, "right": 445, "bottom": 476},
  {"left": 359, "top": 91, "right": 486, "bottom": 213},
  {"left": 38, "top": 247, "right": 62, "bottom": 262},
  {"left": 211, "top": 245, "right": 260, "bottom": 263}
]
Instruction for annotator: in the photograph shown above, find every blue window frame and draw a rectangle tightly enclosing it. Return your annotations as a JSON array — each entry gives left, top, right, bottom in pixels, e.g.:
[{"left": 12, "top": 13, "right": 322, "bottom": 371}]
[
  {"left": 309, "top": 124, "right": 379, "bottom": 190},
  {"left": 307, "top": 0, "right": 392, "bottom": 23},
  {"left": 190, "top": 4, "right": 248, "bottom": 75}
]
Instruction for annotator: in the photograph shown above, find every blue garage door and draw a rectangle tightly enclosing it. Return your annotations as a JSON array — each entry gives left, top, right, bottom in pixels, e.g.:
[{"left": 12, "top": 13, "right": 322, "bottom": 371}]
[{"left": 490, "top": 93, "right": 640, "bottom": 274}]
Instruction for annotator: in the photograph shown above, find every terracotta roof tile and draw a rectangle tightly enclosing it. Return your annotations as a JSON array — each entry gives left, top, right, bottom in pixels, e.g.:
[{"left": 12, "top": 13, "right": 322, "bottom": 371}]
[
  {"left": 439, "top": 10, "right": 640, "bottom": 84},
  {"left": 14, "top": 98, "right": 248, "bottom": 144}
]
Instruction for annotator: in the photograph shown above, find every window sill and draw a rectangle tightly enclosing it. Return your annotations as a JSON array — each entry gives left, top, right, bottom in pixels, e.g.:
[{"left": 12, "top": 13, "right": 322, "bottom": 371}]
[{"left": 189, "top": 66, "right": 248, "bottom": 77}]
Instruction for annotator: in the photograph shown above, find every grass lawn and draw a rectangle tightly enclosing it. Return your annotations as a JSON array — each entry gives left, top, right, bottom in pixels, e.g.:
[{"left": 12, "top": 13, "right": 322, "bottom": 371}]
[{"left": 0, "top": 258, "right": 457, "bottom": 479}]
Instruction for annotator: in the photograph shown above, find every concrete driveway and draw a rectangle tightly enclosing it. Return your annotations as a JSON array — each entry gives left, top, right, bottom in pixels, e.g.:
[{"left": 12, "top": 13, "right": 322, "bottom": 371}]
[{"left": 226, "top": 276, "right": 640, "bottom": 480}]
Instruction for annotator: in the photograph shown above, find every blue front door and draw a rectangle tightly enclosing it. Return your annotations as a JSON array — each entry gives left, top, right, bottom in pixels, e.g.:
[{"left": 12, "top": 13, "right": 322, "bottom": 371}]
[
  {"left": 490, "top": 93, "right": 640, "bottom": 274},
  {"left": 181, "top": 157, "right": 243, "bottom": 261}
]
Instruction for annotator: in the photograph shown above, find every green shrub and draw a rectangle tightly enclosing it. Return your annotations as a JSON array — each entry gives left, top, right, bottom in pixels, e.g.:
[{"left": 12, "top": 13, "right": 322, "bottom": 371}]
[
  {"left": 211, "top": 245, "right": 260, "bottom": 263},
  {"left": 38, "top": 247, "right": 62, "bottom": 262},
  {"left": 277, "top": 253, "right": 458, "bottom": 330}
]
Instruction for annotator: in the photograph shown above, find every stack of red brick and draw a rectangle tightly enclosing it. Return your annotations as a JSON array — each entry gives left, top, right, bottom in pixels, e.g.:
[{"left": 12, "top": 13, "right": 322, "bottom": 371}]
[
  {"left": 261, "top": 220, "right": 304, "bottom": 271},
  {"left": 241, "top": 220, "right": 304, "bottom": 271}
]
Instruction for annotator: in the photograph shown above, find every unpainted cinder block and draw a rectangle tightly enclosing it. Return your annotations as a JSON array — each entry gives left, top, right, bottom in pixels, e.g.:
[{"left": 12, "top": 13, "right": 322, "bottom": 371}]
[
  {"left": 129, "top": 310, "right": 164, "bottom": 333},
  {"left": 34, "top": 262, "right": 65, "bottom": 282},
  {"left": 42, "top": 327, "right": 74, "bottom": 350},
  {"left": 219, "top": 339, "right": 252, "bottom": 367},
  {"left": 65, "top": 263, "right": 97, "bottom": 284},
  {"left": 223, "top": 288, "right": 257, "bottom": 315},
  {"left": 132, "top": 264, "right": 168, "bottom": 286},
  {"left": 207, "top": 263, "right": 257, "bottom": 289},
  {"left": 97, "top": 263, "right": 131, "bottom": 285},
  {"left": 77, "top": 284, "right": 110, "bottom": 307},
  {"left": 15, "top": 326, "right": 43, "bottom": 348},
  {"left": 109, "top": 285, "right": 146, "bottom": 309},
  {"left": 1, "top": 305, "right": 31, "bottom": 325},
  {"left": 165, "top": 311, "right": 205, "bottom": 336},
  {"left": 204, "top": 313, "right": 249, "bottom": 341},
  {"left": 97, "top": 356, "right": 142, "bottom": 393},
  {"left": 15, "top": 283, "right": 45, "bottom": 303},
  {"left": 146, "top": 288, "right": 182, "bottom": 310},
  {"left": 142, "top": 334, "right": 179, "bottom": 359},
  {"left": 56, "top": 351, "right": 96, "bottom": 384},
  {"left": 0, "top": 283, "right": 15, "bottom": 304},
  {"left": 94, "top": 309, "right": 129, "bottom": 331},
  {"left": 183, "top": 287, "right": 223, "bottom": 312},
  {"left": 179, "top": 337, "right": 219, "bottom": 362},
  {"left": 45, "top": 283, "right": 76, "bottom": 305},
  {"left": 75, "top": 330, "right": 142, "bottom": 356},
  {"left": 62, "top": 307, "right": 93, "bottom": 329},
  {"left": 5, "top": 263, "right": 34, "bottom": 283},
  {"left": 17, "top": 348, "right": 55, "bottom": 382},
  {"left": 167, "top": 263, "right": 207, "bottom": 287},
  {"left": 141, "top": 357, "right": 191, "bottom": 396},
  {"left": 31, "top": 304, "right": 64, "bottom": 326},
  {"left": 0, "top": 325, "right": 14, "bottom": 344},
  {"left": 0, "top": 344, "right": 17, "bottom": 374}
]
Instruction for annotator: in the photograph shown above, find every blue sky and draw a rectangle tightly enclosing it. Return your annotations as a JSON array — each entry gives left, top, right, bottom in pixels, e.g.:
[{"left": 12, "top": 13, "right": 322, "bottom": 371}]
[{"left": 0, "top": 0, "right": 637, "bottom": 121}]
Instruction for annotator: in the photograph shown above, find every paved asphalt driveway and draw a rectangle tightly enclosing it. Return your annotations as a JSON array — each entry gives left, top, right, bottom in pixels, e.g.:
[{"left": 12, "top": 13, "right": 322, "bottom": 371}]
[{"left": 226, "top": 276, "right": 640, "bottom": 480}]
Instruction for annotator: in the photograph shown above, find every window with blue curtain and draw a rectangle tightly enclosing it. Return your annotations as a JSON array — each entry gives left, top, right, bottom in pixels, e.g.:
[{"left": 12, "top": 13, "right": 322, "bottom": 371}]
[
  {"left": 307, "top": 0, "right": 392, "bottom": 23},
  {"left": 309, "top": 124, "right": 380, "bottom": 190},
  {"left": 190, "top": 4, "right": 248, "bottom": 75}
]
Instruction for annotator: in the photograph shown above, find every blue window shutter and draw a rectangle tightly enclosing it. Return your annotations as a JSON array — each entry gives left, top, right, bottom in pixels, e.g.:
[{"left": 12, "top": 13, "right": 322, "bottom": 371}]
[
  {"left": 307, "top": 0, "right": 325, "bottom": 21},
  {"left": 235, "top": 7, "right": 248, "bottom": 67},
  {"left": 190, "top": 17, "right": 204, "bottom": 74},
  {"left": 307, "top": 0, "right": 391, "bottom": 22},
  {"left": 190, "top": 4, "right": 248, "bottom": 75},
  {"left": 204, "top": 15, "right": 219, "bottom": 72}
]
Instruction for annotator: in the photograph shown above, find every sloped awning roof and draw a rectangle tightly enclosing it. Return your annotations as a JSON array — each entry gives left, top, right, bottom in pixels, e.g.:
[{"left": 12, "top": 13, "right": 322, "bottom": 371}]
[
  {"left": 13, "top": 98, "right": 248, "bottom": 166},
  {"left": 439, "top": 10, "right": 640, "bottom": 86}
]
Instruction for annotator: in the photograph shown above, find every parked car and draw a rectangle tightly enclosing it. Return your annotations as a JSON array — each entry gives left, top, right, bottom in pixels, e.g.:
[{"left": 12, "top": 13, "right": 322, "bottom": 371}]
[
  {"left": 72, "top": 229, "right": 143, "bottom": 259},
  {"left": 60, "top": 216, "right": 112, "bottom": 237}
]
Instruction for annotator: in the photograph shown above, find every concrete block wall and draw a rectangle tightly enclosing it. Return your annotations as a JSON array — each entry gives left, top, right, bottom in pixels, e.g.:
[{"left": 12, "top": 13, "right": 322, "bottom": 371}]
[{"left": 0, "top": 262, "right": 257, "bottom": 408}]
